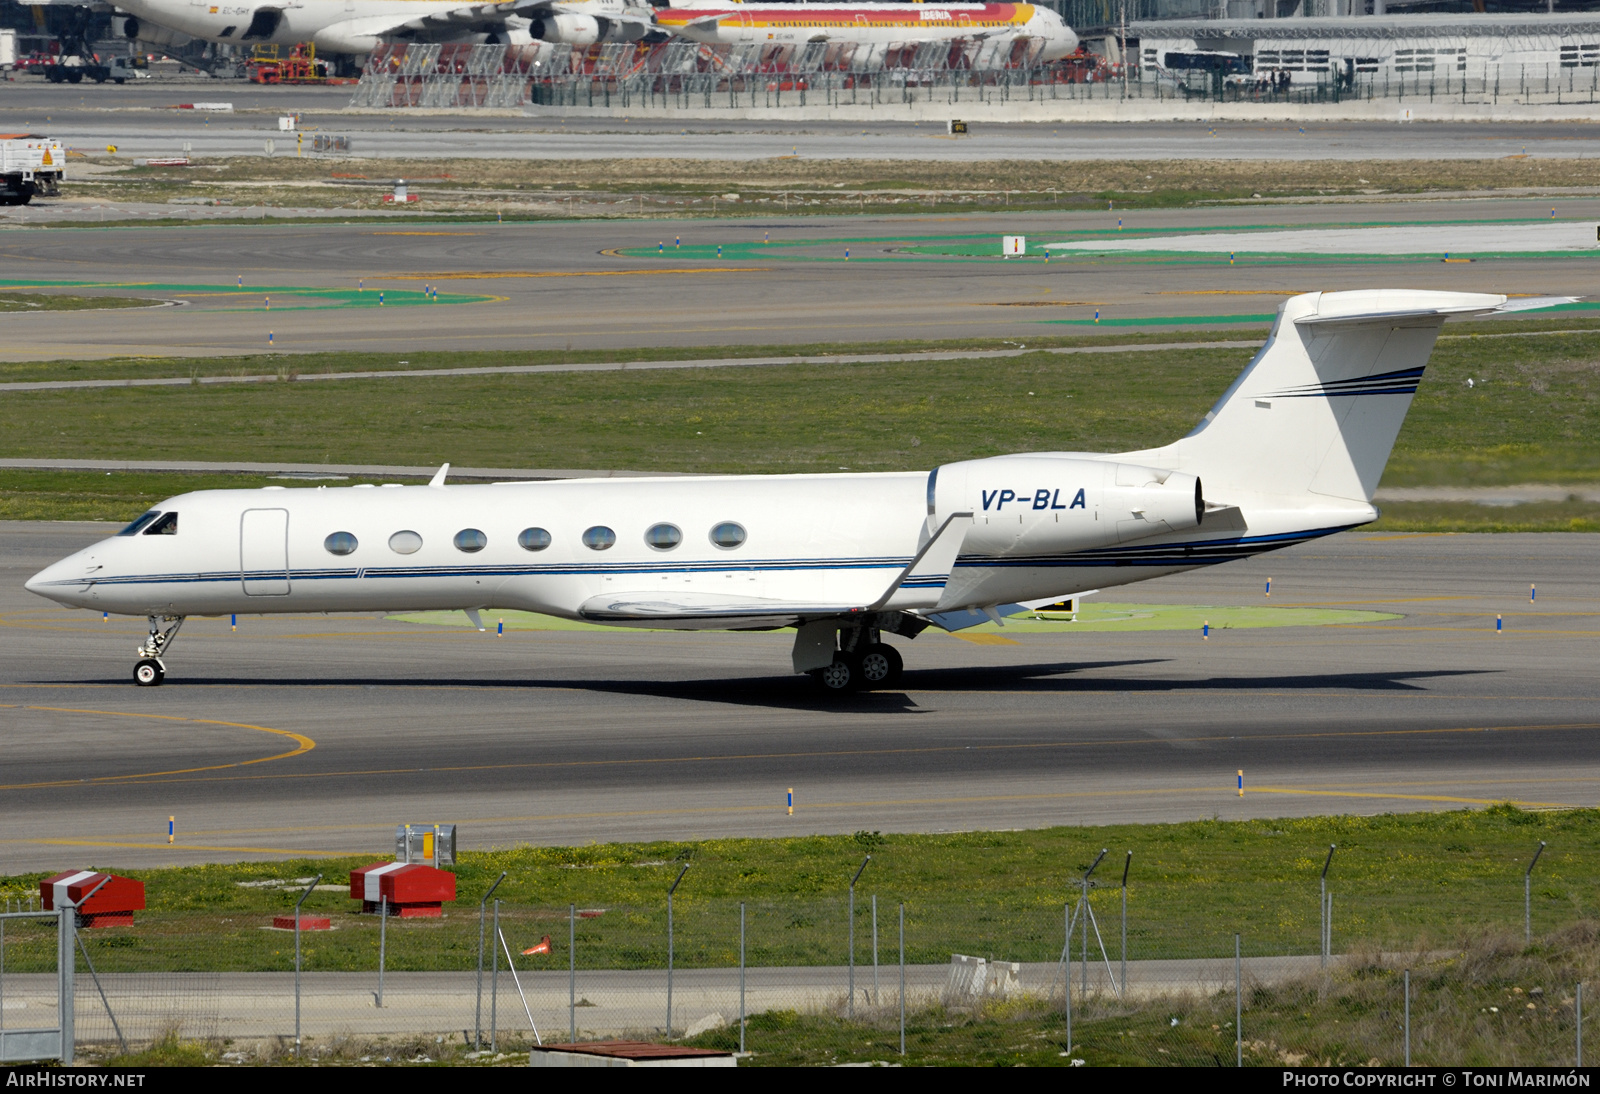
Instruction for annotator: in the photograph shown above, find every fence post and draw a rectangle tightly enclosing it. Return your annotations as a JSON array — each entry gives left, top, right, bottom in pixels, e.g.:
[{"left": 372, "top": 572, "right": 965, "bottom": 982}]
[
  {"left": 739, "top": 902, "right": 746, "bottom": 1055},
  {"left": 57, "top": 905, "right": 73, "bottom": 1066},
  {"left": 376, "top": 895, "right": 387, "bottom": 1008},
  {"left": 848, "top": 855, "right": 870, "bottom": 1020},
  {"left": 666, "top": 862, "right": 689, "bottom": 1039},
  {"left": 1120, "top": 852, "right": 1131, "bottom": 997},
  {"left": 475, "top": 871, "right": 506, "bottom": 1050},
  {"left": 1063, "top": 901, "right": 1072, "bottom": 1053},
  {"left": 896, "top": 902, "right": 908, "bottom": 1055},
  {"left": 491, "top": 898, "right": 500, "bottom": 1051},
  {"left": 1235, "top": 933, "right": 1242, "bottom": 1067},
  {"left": 1579, "top": 982, "right": 1584, "bottom": 1066},
  {"left": 569, "top": 903, "right": 576, "bottom": 1044},
  {"left": 1526, "top": 841, "right": 1547, "bottom": 944},
  {"left": 293, "top": 874, "right": 322, "bottom": 1057},
  {"left": 872, "top": 894, "right": 879, "bottom": 1007},
  {"left": 1404, "top": 969, "right": 1411, "bottom": 1066},
  {"left": 1320, "top": 845, "right": 1336, "bottom": 968}
]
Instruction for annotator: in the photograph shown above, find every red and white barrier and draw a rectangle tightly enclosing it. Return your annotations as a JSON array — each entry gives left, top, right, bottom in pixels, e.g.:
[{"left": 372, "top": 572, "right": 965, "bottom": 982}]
[
  {"left": 350, "top": 862, "right": 456, "bottom": 918},
  {"left": 40, "top": 870, "right": 146, "bottom": 928}
]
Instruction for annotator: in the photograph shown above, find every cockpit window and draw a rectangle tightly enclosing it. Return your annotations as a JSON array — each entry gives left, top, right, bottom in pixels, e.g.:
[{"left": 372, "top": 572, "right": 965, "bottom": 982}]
[
  {"left": 117, "top": 511, "right": 161, "bottom": 536},
  {"left": 143, "top": 512, "right": 178, "bottom": 536}
]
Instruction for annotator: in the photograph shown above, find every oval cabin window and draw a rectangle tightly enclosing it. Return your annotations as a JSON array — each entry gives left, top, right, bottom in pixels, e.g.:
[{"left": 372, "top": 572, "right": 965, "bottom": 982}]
[
  {"left": 644, "top": 523, "right": 682, "bottom": 551},
  {"left": 709, "top": 521, "right": 747, "bottom": 549},
  {"left": 453, "top": 528, "right": 487, "bottom": 553},
  {"left": 518, "top": 527, "right": 552, "bottom": 552},
  {"left": 582, "top": 526, "right": 616, "bottom": 551},
  {"left": 324, "top": 531, "right": 358, "bottom": 556},
  {"left": 388, "top": 530, "right": 423, "bottom": 555}
]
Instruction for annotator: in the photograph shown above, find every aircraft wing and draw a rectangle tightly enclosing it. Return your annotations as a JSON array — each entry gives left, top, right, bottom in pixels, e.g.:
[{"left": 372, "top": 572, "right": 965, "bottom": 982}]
[
  {"left": 579, "top": 591, "right": 868, "bottom": 625},
  {"left": 388, "top": 0, "right": 653, "bottom": 38},
  {"left": 580, "top": 512, "right": 975, "bottom": 625},
  {"left": 671, "top": 12, "right": 729, "bottom": 28}
]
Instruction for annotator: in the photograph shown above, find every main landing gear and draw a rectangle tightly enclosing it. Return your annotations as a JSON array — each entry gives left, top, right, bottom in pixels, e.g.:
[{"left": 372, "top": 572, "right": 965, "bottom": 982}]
[
  {"left": 813, "top": 628, "right": 904, "bottom": 693},
  {"left": 133, "top": 615, "right": 185, "bottom": 686}
]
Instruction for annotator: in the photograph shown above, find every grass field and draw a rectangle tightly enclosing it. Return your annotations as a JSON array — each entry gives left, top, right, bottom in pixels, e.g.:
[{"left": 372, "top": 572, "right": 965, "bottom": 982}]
[
  {"left": 0, "top": 808, "right": 1589, "bottom": 976},
  {"left": 61, "top": 155, "right": 1600, "bottom": 219},
  {"left": 3, "top": 319, "right": 1600, "bottom": 529},
  {"left": 0, "top": 293, "right": 157, "bottom": 313}
]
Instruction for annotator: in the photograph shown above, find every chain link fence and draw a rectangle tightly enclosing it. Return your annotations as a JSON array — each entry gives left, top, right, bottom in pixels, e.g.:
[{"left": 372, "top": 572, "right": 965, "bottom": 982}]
[
  {"left": 346, "top": 39, "right": 1600, "bottom": 111},
  {"left": 4, "top": 857, "right": 1596, "bottom": 1065}
]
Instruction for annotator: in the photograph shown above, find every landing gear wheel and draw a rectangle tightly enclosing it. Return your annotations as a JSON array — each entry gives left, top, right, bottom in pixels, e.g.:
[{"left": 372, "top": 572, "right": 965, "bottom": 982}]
[
  {"left": 814, "top": 655, "right": 858, "bottom": 692},
  {"left": 856, "top": 643, "right": 903, "bottom": 688},
  {"left": 133, "top": 658, "right": 164, "bottom": 687}
]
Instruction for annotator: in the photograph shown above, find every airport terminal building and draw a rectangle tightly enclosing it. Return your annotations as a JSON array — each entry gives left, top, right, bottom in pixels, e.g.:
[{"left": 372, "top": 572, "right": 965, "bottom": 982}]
[{"left": 1130, "top": 12, "right": 1600, "bottom": 85}]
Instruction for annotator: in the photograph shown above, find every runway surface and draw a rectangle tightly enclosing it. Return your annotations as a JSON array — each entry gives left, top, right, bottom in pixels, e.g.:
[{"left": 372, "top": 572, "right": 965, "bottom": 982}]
[
  {"left": 2, "top": 522, "right": 1597, "bottom": 871},
  {"left": 4, "top": 201, "right": 1596, "bottom": 358},
  {"left": 12, "top": 83, "right": 1600, "bottom": 160}
]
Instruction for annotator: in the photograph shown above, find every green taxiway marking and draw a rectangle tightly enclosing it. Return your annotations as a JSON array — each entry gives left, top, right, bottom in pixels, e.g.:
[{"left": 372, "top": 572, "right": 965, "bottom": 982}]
[
  {"left": 0, "top": 279, "right": 496, "bottom": 311},
  {"left": 619, "top": 217, "right": 1597, "bottom": 263},
  {"left": 393, "top": 603, "right": 1399, "bottom": 634}
]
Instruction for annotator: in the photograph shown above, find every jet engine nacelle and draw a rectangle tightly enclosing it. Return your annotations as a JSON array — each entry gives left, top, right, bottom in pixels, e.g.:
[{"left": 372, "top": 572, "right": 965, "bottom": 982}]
[
  {"left": 530, "top": 13, "right": 644, "bottom": 44},
  {"left": 310, "top": 19, "right": 387, "bottom": 54},
  {"left": 115, "top": 15, "right": 192, "bottom": 49},
  {"left": 931, "top": 455, "right": 1204, "bottom": 558}
]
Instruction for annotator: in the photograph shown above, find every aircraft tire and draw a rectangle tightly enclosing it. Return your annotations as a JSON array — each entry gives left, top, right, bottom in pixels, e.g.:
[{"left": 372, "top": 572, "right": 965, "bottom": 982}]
[
  {"left": 856, "top": 644, "right": 902, "bottom": 688},
  {"left": 814, "top": 655, "right": 858, "bottom": 692},
  {"left": 133, "top": 658, "right": 164, "bottom": 686}
]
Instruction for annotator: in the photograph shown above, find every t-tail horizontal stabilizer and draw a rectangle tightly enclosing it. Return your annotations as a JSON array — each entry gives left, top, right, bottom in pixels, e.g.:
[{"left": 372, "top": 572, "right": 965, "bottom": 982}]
[{"left": 1131, "top": 290, "right": 1575, "bottom": 509}]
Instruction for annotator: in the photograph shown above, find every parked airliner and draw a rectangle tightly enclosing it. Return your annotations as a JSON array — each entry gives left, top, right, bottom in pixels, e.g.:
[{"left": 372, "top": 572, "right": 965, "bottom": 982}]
[
  {"left": 26, "top": 0, "right": 656, "bottom": 61},
  {"left": 655, "top": 2, "right": 1078, "bottom": 59},
  {"left": 26, "top": 290, "right": 1556, "bottom": 691}
]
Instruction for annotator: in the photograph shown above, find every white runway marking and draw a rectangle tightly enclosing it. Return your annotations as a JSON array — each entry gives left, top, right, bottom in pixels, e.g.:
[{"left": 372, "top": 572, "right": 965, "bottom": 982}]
[{"left": 1045, "top": 221, "right": 1599, "bottom": 255}]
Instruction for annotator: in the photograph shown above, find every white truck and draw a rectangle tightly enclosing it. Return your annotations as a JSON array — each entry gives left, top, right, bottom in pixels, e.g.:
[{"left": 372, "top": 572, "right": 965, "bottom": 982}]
[
  {"left": 1, "top": 29, "right": 18, "bottom": 72},
  {"left": 0, "top": 135, "right": 65, "bottom": 205}
]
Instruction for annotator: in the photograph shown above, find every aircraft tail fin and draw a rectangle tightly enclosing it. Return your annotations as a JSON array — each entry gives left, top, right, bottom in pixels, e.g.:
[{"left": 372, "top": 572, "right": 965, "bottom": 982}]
[{"left": 1140, "top": 290, "right": 1560, "bottom": 506}]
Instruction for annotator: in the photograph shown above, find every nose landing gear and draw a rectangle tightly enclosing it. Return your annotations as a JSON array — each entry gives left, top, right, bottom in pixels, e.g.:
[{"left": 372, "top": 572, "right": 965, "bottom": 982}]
[{"left": 133, "top": 615, "right": 185, "bottom": 686}]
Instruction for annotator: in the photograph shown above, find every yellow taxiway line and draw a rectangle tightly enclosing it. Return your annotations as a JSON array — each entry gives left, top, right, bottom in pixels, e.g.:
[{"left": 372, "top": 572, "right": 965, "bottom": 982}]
[{"left": 0, "top": 704, "right": 314, "bottom": 790}]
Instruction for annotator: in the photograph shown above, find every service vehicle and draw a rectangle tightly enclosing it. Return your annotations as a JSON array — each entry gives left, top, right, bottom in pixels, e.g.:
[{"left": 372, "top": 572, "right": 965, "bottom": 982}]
[
  {"left": 0, "top": 134, "right": 65, "bottom": 205},
  {"left": 43, "top": 55, "right": 142, "bottom": 83}
]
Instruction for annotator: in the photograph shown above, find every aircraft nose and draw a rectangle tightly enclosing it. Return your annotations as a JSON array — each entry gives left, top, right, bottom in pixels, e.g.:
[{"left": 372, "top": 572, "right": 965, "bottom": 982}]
[{"left": 25, "top": 557, "right": 90, "bottom": 603}]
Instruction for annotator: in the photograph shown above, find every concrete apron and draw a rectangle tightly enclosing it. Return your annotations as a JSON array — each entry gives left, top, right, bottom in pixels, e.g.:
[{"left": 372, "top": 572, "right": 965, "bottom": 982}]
[
  {"left": 508, "top": 99, "right": 1600, "bottom": 123},
  {"left": 12, "top": 955, "right": 1333, "bottom": 1044}
]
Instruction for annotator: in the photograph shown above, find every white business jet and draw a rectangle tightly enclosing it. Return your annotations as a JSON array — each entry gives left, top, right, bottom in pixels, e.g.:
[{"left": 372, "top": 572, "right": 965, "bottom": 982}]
[{"left": 26, "top": 290, "right": 1555, "bottom": 691}]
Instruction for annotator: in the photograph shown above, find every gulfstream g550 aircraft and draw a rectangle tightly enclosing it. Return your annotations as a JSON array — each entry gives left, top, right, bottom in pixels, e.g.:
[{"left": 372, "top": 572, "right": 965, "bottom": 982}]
[{"left": 26, "top": 290, "right": 1554, "bottom": 690}]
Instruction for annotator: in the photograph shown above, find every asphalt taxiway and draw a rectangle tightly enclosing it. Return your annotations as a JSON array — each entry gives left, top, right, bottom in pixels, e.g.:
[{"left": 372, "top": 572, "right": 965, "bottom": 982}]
[
  {"left": 3, "top": 200, "right": 1596, "bottom": 359},
  {"left": 2, "top": 521, "right": 1596, "bottom": 870},
  {"left": 13, "top": 83, "right": 1600, "bottom": 160}
]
